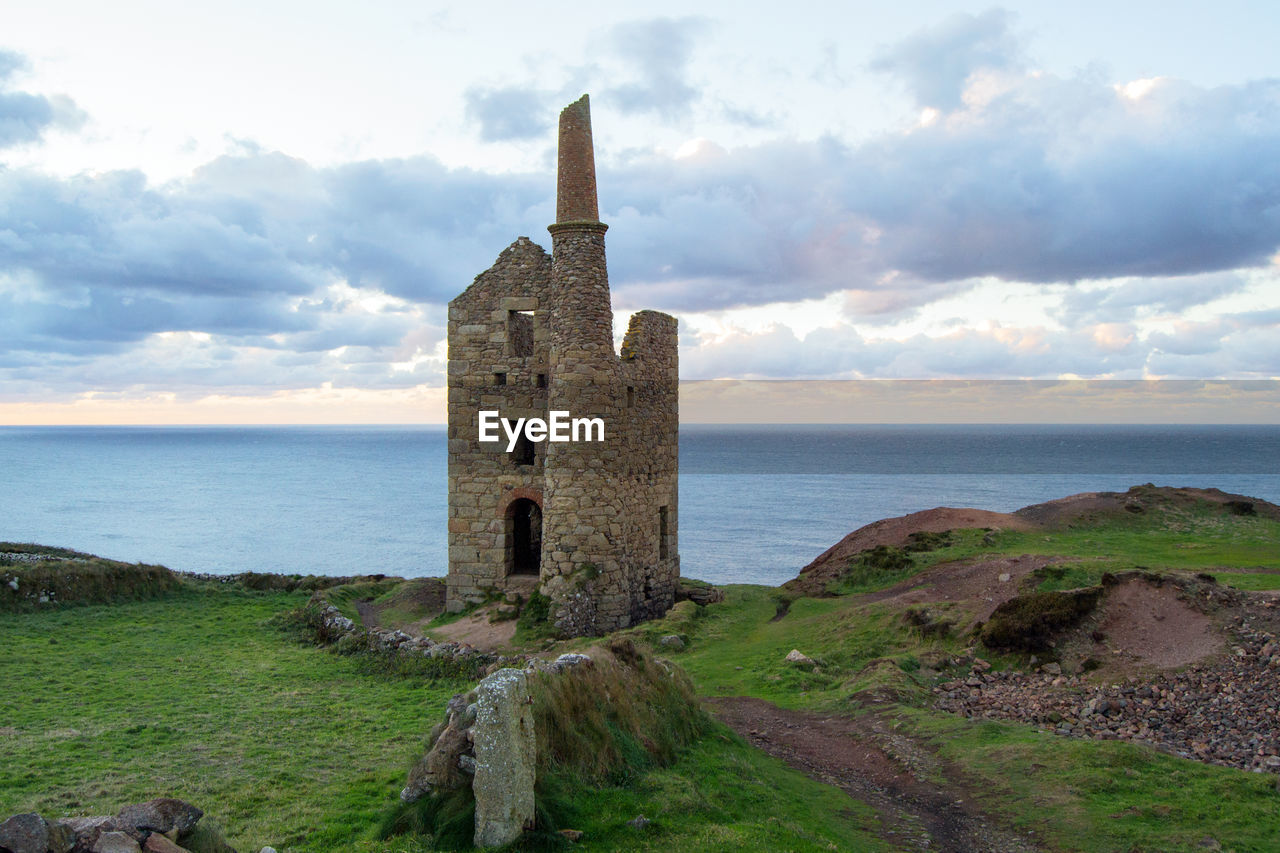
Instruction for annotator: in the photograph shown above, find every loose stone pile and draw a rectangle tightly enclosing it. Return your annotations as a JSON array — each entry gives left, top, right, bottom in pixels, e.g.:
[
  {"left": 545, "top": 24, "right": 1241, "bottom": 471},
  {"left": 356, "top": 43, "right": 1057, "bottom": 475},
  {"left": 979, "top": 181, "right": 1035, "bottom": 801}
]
[
  {"left": 310, "top": 602, "right": 517, "bottom": 672},
  {"left": 0, "top": 798, "right": 224, "bottom": 853},
  {"left": 935, "top": 628, "right": 1280, "bottom": 774}
]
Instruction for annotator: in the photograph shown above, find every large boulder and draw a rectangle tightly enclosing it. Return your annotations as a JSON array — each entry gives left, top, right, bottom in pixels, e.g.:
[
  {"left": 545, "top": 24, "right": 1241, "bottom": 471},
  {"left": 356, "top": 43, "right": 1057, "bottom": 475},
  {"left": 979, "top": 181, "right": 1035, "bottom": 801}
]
[
  {"left": 0, "top": 813, "right": 49, "bottom": 853},
  {"left": 141, "top": 834, "right": 191, "bottom": 853},
  {"left": 90, "top": 831, "right": 141, "bottom": 853},
  {"left": 472, "top": 668, "right": 536, "bottom": 848},
  {"left": 115, "top": 799, "right": 202, "bottom": 838}
]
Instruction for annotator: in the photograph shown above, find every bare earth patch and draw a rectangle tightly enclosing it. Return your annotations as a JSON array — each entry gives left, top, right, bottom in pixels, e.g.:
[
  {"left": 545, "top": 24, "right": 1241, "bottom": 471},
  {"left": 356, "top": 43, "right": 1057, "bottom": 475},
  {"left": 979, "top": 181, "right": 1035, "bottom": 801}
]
[
  {"left": 426, "top": 609, "right": 517, "bottom": 651},
  {"left": 1094, "top": 577, "right": 1222, "bottom": 669}
]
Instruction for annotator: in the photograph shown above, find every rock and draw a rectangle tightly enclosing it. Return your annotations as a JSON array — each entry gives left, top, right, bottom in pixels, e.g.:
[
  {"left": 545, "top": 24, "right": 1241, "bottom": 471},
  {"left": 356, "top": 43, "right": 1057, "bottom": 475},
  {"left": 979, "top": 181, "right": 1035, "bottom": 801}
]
[
  {"left": 558, "top": 829, "right": 583, "bottom": 842},
  {"left": 59, "top": 815, "right": 114, "bottom": 838},
  {"left": 0, "top": 813, "right": 48, "bottom": 853},
  {"left": 998, "top": 573, "right": 1012, "bottom": 583},
  {"left": 658, "top": 635, "right": 685, "bottom": 651},
  {"left": 547, "top": 653, "right": 592, "bottom": 673},
  {"left": 402, "top": 714, "right": 473, "bottom": 801},
  {"left": 92, "top": 831, "right": 143, "bottom": 853},
  {"left": 472, "top": 668, "right": 536, "bottom": 848},
  {"left": 115, "top": 799, "right": 203, "bottom": 837},
  {"left": 1042, "top": 662, "right": 1062, "bottom": 676},
  {"left": 679, "top": 585, "right": 724, "bottom": 606},
  {"left": 785, "top": 649, "right": 814, "bottom": 666},
  {"left": 259, "top": 848, "right": 278, "bottom": 853},
  {"left": 48, "top": 821, "right": 75, "bottom": 853},
  {"left": 627, "top": 815, "right": 651, "bottom": 830},
  {"left": 142, "top": 835, "right": 191, "bottom": 853}
]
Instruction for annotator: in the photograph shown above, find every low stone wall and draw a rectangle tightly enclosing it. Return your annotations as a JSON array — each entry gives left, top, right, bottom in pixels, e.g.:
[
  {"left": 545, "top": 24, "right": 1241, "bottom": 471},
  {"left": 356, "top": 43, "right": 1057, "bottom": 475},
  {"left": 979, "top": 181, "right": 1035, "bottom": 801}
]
[
  {"left": 305, "top": 600, "right": 517, "bottom": 674},
  {"left": 0, "top": 798, "right": 232, "bottom": 853}
]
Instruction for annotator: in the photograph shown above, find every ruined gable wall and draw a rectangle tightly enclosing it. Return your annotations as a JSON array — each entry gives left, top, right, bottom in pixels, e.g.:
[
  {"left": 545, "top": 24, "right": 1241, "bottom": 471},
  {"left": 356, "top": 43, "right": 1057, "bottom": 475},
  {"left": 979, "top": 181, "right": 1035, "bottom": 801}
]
[
  {"left": 446, "top": 237, "right": 552, "bottom": 610},
  {"left": 616, "top": 310, "right": 680, "bottom": 623}
]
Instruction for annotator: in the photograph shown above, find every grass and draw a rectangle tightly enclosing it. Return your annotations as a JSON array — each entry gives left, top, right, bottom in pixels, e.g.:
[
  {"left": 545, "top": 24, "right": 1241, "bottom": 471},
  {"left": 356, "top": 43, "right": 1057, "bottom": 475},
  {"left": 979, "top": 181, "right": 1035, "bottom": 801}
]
[
  {"left": 0, "top": 574, "right": 894, "bottom": 852},
  {"left": 521, "top": 729, "right": 888, "bottom": 852},
  {"left": 7, "top": 491, "right": 1280, "bottom": 852},
  {"left": 903, "top": 710, "right": 1280, "bottom": 852},
  {"left": 0, "top": 587, "right": 470, "bottom": 852},
  {"left": 630, "top": 494, "right": 1280, "bottom": 853},
  {"left": 643, "top": 586, "right": 932, "bottom": 711}
]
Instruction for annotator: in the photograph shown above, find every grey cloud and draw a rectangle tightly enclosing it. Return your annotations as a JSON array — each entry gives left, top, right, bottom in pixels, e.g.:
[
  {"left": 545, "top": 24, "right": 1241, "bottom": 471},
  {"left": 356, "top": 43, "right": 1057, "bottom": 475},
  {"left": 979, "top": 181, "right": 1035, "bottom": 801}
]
[
  {"left": 1055, "top": 273, "right": 1252, "bottom": 327},
  {"left": 1147, "top": 309, "right": 1280, "bottom": 375},
  {"left": 605, "top": 17, "right": 708, "bottom": 119},
  {"left": 465, "top": 85, "right": 554, "bottom": 141},
  {"left": 0, "top": 48, "right": 84, "bottom": 147},
  {"left": 600, "top": 72, "right": 1280, "bottom": 314},
  {"left": 870, "top": 8, "right": 1022, "bottom": 110}
]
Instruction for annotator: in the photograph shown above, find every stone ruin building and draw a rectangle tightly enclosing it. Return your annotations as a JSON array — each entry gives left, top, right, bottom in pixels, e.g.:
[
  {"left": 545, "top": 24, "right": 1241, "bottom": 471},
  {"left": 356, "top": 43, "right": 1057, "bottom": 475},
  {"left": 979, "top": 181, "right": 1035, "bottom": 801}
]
[{"left": 445, "top": 95, "right": 679, "bottom": 636}]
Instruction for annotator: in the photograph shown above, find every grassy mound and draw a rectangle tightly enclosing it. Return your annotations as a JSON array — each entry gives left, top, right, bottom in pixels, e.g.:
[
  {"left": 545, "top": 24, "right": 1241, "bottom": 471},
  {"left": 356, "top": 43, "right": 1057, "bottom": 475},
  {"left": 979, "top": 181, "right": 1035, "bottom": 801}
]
[
  {"left": 533, "top": 638, "right": 711, "bottom": 786},
  {"left": 1, "top": 544, "right": 180, "bottom": 611}
]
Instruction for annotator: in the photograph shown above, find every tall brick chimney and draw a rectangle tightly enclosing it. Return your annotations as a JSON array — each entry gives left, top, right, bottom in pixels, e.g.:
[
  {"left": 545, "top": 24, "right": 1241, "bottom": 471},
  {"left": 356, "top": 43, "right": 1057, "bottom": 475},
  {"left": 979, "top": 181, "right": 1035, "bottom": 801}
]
[
  {"left": 546, "top": 94, "right": 613, "bottom": 359},
  {"left": 555, "top": 94, "right": 600, "bottom": 224}
]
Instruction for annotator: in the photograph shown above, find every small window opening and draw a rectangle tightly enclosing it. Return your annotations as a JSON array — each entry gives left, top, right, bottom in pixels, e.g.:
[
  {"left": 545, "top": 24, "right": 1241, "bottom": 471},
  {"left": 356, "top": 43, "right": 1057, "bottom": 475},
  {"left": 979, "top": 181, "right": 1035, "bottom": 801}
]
[
  {"left": 626, "top": 385, "right": 635, "bottom": 408},
  {"left": 506, "top": 498, "right": 541, "bottom": 576},
  {"left": 658, "top": 505, "right": 669, "bottom": 560},
  {"left": 493, "top": 372, "right": 507, "bottom": 386},
  {"left": 536, "top": 373, "right": 547, "bottom": 389},
  {"left": 508, "top": 310, "right": 535, "bottom": 358},
  {"left": 513, "top": 433, "right": 535, "bottom": 466}
]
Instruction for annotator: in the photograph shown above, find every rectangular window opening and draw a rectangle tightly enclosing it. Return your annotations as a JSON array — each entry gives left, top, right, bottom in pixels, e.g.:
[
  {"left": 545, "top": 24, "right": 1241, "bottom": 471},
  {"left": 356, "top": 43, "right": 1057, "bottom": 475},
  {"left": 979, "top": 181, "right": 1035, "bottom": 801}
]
[
  {"left": 493, "top": 372, "right": 507, "bottom": 386},
  {"left": 508, "top": 310, "right": 535, "bottom": 358},
  {"left": 536, "top": 373, "right": 547, "bottom": 389},
  {"left": 626, "top": 385, "right": 635, "bottom": 408},
  {"left": 658, "top": 505, "right": 669, "bottom": 560}
]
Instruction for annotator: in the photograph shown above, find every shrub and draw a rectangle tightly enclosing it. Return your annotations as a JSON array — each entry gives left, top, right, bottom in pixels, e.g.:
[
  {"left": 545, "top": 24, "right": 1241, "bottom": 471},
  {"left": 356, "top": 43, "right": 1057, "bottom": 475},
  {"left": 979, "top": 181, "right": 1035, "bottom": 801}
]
[{"left": 980, "top": 587, "right": 1103, "bottom": 652}]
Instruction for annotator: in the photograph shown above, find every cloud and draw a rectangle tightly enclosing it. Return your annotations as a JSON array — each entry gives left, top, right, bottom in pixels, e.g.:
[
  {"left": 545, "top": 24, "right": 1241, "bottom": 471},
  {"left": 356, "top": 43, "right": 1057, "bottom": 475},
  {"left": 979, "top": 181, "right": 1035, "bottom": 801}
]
[
  {"left": 605, "top": 17, "right": 708, "bottom": 119},
  {"left": 464, "top": 85, "right": 554, "bottom": 141},
  {"left": 1055, "top": 272, "right": 1251, "bottom": 327},
  {"left": 0, "top": 150, "right": 539, "bottom": 394},
  {"left": 6, "top": 26, "right": 1280, "bottom": 397},
  {"left": 679, "top": 320, "right": 1158, "bottom": 380},
  {"left": 0, "top": 49, "right": 84, "bottom": 148},
  {"left": 870, "top": 8, "right": 1022, "bottom": 110},
  {"left": 600, "top": 70, "right": 1280, "bottom": 314}
]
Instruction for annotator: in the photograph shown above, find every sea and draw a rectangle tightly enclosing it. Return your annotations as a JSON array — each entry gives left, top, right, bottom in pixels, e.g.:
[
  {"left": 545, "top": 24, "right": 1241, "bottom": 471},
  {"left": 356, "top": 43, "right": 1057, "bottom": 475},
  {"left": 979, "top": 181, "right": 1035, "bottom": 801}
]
[{"left": 1, "top": 424, "right": 1277, "bottom": 587}]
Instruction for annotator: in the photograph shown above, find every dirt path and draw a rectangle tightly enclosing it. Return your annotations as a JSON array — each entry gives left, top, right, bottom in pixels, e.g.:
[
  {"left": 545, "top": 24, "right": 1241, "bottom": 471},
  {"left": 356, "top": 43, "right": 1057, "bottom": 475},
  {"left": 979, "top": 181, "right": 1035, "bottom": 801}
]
[
  {"left": 706, "top": 697, "right": 1040, "bottom": 853},
  {"left": 354, "top": 600, "right": 379, "bottom": 629}
]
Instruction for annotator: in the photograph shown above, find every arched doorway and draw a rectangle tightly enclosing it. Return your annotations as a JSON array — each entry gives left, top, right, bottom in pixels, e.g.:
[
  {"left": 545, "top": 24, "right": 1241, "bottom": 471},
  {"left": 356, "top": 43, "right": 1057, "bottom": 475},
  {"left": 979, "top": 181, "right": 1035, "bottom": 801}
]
[{"left": 505, "top": 498, "right": 542, "bottom": 576}]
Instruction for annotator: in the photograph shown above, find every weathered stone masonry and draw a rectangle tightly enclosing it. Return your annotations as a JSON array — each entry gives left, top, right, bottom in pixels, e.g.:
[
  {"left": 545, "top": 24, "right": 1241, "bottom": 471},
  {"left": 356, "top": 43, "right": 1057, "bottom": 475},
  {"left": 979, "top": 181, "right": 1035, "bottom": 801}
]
[{"left": 446, "top": 95, "right": 679, "bottom": 636}]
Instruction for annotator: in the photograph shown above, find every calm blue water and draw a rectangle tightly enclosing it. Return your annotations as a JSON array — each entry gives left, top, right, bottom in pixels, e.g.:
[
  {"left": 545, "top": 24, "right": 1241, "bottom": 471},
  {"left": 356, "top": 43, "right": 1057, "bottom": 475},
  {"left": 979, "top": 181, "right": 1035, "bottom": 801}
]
[{"left": 1, "top": 424, "right": 1277, "bottom": 587}]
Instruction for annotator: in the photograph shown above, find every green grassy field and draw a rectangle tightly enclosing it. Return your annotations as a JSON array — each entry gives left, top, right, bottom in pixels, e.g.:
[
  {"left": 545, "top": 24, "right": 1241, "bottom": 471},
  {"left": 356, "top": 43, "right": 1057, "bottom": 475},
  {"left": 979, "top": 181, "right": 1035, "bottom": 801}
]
[
  {"left": 0, "top": 583, "right": 889, "bottom": 852},
  {"left": 4, "top": 493, "right": 1280, "bottom": 852}
]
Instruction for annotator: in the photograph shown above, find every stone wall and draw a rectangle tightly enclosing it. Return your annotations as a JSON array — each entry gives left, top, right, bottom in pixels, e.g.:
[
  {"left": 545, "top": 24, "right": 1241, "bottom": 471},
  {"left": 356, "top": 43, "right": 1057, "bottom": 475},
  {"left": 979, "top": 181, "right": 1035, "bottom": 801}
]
[
  {"left": 446, "top": 237, "right": 551, "bottom": 609},
  {"left": 444, "top": 95, "right": 679, "bottom": 636}
]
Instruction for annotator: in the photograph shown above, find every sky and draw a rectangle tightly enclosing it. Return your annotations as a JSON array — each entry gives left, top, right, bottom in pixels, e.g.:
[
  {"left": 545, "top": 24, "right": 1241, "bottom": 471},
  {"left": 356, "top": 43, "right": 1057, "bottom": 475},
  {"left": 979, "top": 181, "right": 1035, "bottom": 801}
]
[{"left": 2, "top": 1, "right": 1279, "bottom": 424}]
